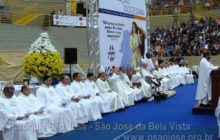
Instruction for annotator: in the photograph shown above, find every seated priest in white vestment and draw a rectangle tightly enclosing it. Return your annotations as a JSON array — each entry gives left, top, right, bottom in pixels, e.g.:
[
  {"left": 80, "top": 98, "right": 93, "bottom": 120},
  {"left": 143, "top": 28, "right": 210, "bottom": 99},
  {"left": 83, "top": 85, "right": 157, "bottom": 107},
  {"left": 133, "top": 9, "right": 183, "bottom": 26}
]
[
  {"left": 70, "top": 73, "right": 102, "bottom": 121},
  {"left": 0, "top": 108, "right": 16, "bottom": 133},
  {"left": 164, "top": 64, "right": 180, "bottom": 88},
  {"left": 152, "top": 64, "right": 176, "bottom": 89},
  {"left": 96, "top": 70, "right": 125, "bottom": 111},
  {"left": 178, "top": 61, "right": 194, "bottom": 84},
  {"left": 131, "top": 67, "right": 153, "bottom": 99},
  {"left": 107, "top": 66, "right": 135, "bottom": 106},
  {"left": 167, "top": 64, "right": 186, "bottom": 85},
  {"left": 84, "top": 73, "right": 111, "bottom": 113},
  {"left": 55, "top": 75, "right": 89, "bottom": 124},
  {"left": 119, "top": 67, "right": 142, "bottom": 101},
  {"left": 141, "top": 53, "right": 155, "bottom": 72},
  {"left": 36, "top": 76, "right": 78, "bottom": 133},
  {"left": 0, "top": 102, "right": 17, "bottom": 140},
  {"left": 141, "top": 62, "right": 169, "bottom": 91},
  {"left": 159, "top": 63, "right": 181, "bottom": 87},
  {"left": 196, "top": 51, "right": 219, "bottom": 106},
  {"left": 0, "top": 86, "right": 38, "bottom": 140},
  {"left": 18, "top": 85, "right": 56, "bottom": 138}
]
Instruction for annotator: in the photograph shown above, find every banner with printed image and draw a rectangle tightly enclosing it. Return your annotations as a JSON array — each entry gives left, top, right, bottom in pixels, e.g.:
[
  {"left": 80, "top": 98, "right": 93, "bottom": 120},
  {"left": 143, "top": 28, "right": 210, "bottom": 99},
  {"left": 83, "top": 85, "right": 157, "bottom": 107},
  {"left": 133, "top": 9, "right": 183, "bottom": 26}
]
[
  {"left": 53, "top": 15, "right": 86, "bottom": 26},
  {"left": 98, "top": 0, "right": 149, "bottom": 72}
]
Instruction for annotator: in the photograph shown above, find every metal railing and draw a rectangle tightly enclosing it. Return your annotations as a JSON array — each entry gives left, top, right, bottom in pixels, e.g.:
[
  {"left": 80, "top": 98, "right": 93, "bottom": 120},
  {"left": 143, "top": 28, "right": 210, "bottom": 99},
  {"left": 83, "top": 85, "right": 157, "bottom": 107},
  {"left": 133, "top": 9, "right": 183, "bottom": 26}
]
[
  {"left": 0, "top": 0, "right": 65, "bottom": 25},
  {"left": 149, "top": 5, "right": 191, "bottom": 16}
]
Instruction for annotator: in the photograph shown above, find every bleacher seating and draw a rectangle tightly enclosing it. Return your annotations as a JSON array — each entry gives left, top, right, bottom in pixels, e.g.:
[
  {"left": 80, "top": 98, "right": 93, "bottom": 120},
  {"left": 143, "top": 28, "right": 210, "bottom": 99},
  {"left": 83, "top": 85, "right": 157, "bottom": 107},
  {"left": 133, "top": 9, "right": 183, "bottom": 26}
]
[{"left": 0, "top": 0, "right": 65, "bottom": 25}]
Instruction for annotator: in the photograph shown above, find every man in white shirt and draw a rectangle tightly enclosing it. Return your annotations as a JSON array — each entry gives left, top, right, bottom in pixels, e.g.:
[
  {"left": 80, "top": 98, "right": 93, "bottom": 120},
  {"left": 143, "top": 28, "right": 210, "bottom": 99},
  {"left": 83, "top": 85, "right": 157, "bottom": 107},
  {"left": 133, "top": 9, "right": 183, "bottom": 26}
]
[
  {"left": 142, "top": 53, "right": 155, "bottom": 72},
  {"left": 141, "top": 62, "right": 168, "bottom": 91},
  {"left": 119, "top": 67, "right": 142, "bottom": 101},
  {"left": 178, "top": 61, "right": 194, "bottom": 84},
  {"left": 153, "top": 63, "right": 176, "bottom": 89},
  {"left": 36, "top": 76, "right": 78, "bottom": 133},
  {"left": 168, "top": 64, "right": 186, "bottom": 85},
  {"left": 196, "top": 51, "right": 219, "bottom": 106},
  {"left": 131, "top": 67, "right": 153, "bottom": 99},
  {"left": 70, "top": 73, "right": 102, "bottom": 121},
  {"left": 0, "top": 108, "right": 15, "bottom": 133},
  {"left": 0, "top": 86, "right": 37, "bottom": 140},
  {"left": 96, "top": 70, "right": 125, "bottom": 112},
  {"left": 18, "top": 85, "right": 56, "bottom": 138},
  {"left": 55, "top": 75, "right": 89, "bottom": 124},
  {"left": 84, "top": 73, "right": 111, "bottom": 113},
  {"left": 107, "top": 67, "right": 135, "bottom": 106}
]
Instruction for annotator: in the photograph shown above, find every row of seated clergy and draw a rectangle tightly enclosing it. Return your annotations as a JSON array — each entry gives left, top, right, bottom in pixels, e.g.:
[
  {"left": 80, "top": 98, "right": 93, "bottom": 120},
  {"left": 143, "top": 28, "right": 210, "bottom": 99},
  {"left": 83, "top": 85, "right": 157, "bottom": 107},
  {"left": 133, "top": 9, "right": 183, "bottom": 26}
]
[
  {"left": 0, "top": 72, "right": 128, "bottom": 140},
  {"left": 123, "top": 60, "right": 195, "bottom": 100},
  {"left": 107, "top": 67, "right": 143, "bottom": 106},
  {"left": 0, "top": 85, "right": 57, "bottom": 140},
  {"left": 0, "top": 65, "right": 195, "bottom": 140},
  {"left": 140, "top": 61, "right": 194, "bottom": 91}
]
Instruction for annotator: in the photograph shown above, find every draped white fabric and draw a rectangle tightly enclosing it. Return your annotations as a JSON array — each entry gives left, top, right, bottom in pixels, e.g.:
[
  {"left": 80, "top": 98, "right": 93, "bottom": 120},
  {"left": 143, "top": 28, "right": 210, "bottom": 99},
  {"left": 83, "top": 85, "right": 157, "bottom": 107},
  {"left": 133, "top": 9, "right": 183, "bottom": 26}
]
[
  {"left": 55, "top": 82, "right": 89, "bottom": 124},
  {"left": 0, "top": 64, "right": 196, "bottom": 139},
  {"left": 18, "top": 93, "right": 56, "bottom": 138},
  {"left": 108, "top": 73, "right": 135, "bottom": 106},
  {"left": 36, "top": 85, "right": 78, "bottom": 133},
  {"left": 0, "top": 94, "right": 37, "bottom": 140},
  {"left": 70, "top": 81, "right": 102, "bottom": 121},
  {"left": 196, "top": 58, "right": 218, "bottom": 103},
  {"left": 95, "top": 78, "right": 125, "bottom": 111}
]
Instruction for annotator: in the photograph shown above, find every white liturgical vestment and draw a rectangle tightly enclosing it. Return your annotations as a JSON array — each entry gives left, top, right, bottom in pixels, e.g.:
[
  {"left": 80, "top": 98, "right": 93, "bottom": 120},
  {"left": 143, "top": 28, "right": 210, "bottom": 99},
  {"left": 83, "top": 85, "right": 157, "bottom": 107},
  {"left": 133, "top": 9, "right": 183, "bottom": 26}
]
[
  {"left": 70, "top": 81, "right": 102, "bottom": 121},
  {"left": 0, "top": 94, "right": 37, "bottom": 140},
  {"left": 96, "top": 78, "right": 125, "bottom": 111},
  {"left": 84, "top": 79, "right": 111, "bottom": 113},
  {"left": 55, "top": 82, "right": 89, "bottom": 124},
  {"left": 196, "top": 58, "right": 218, "bottom": 102},
  {"left": 36, "top": 84, "right": 77, "bottom": 133}
]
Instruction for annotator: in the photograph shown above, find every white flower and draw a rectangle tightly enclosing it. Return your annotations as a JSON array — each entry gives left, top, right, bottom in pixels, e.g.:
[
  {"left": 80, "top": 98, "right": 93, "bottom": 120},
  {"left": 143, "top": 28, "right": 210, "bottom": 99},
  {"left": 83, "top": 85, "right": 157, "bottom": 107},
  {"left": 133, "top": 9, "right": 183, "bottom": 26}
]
[{"left": 28, "top": 32, "right": 57, "bottom": 54}]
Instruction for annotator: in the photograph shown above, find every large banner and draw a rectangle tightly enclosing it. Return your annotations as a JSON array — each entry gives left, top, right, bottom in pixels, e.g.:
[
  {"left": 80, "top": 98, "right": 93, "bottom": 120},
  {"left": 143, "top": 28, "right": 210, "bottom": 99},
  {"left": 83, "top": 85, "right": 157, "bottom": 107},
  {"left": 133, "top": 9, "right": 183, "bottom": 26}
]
[
  {"left": 53, "top": 15, "right": 86, "bottom": 26},
  {"left": 98, "top": 0, "right": 148, "bottom": 72}
]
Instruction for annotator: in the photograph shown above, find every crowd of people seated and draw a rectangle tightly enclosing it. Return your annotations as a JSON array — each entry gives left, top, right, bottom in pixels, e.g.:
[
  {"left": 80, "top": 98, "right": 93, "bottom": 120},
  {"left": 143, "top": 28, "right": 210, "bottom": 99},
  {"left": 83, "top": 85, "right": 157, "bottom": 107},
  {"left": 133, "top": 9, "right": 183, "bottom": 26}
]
[
  {"left": 150, "top": 17, "right": 220, "bottom": 57},
  {"left": 0, "top": 56, "right": 195, "bottom": 140}
]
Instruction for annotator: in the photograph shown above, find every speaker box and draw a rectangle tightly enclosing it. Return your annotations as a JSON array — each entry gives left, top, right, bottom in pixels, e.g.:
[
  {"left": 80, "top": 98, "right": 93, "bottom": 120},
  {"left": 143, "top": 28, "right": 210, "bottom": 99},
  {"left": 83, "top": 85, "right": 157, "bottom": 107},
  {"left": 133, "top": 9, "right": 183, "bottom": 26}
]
[
  {"left": 77, "top": 3, "right": 84, "bottom": 14},
  {"left": 64, "top": 48, "right": 77, "bottom": 64}
]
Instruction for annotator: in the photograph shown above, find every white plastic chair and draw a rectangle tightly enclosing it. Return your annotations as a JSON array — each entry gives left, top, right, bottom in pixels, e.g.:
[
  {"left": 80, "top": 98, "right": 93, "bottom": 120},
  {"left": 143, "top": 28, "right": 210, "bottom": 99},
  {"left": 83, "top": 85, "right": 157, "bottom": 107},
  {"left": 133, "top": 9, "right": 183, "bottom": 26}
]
[{"left": 192, "top": 65, "right": 199, "bottom": 75}]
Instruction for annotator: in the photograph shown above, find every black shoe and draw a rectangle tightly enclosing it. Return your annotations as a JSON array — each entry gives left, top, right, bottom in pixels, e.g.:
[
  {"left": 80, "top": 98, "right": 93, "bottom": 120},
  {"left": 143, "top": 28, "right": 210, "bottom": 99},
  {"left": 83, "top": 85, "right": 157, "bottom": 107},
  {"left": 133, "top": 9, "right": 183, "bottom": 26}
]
[
  {"left": 200, "top": 103, "right": 212, "bottom": 107},
  {"left": 38, "top": 138, "right": 48, "bottom": 140},
  {"left": 116, "top": 108, "right": 125, "bottom": 112}
]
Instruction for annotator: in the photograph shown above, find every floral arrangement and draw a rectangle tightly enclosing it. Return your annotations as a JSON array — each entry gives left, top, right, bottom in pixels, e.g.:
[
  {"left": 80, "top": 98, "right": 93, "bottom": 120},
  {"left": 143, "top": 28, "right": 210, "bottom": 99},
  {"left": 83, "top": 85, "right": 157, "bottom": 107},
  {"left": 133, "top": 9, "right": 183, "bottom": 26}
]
[{"left": 23, "top": 32, "right": 64, "bottom": 78}]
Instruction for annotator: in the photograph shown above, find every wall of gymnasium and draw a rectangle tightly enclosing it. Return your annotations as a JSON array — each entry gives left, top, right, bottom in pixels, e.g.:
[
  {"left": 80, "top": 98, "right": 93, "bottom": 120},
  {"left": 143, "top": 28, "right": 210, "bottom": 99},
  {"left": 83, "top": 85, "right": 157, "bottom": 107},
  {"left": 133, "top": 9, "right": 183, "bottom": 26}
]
[{"left": 0, "top": 23, "right": 89, "bottom": 67}]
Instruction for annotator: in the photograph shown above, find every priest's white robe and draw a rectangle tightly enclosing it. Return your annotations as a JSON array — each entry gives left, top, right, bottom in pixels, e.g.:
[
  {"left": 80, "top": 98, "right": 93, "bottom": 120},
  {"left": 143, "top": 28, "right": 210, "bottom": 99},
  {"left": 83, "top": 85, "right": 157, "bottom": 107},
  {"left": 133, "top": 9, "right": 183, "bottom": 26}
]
[
  {"left": 0, "top": 107, "right": 16, "bottom": 131},
  {"left": 108, "top": 73, "right": 135, "bottom": 106},
  {"left": 18, "top": 93, "right": 56, "bottom": 138},
  {"left": 36, "top": 84, "right": 78, "bottom": 133},
  {"left": 131, "top": 72, "right": 152, "bottom": 98},
  {"left": 84, "top": 79, "right": 111, "bottom": 113},
  {"left": 70, "top": 81, "right": 102, "bottom": 121},
  {"left": 151, "top": 70, "right": 173, "bottom": 90},
  {"left": 196, "top": 58, "right": 218, "bottom": 103},
  {"left": 180, "top": 66, "right": 194, "bottom": 84},
  {"left": 142, "top": 68, "right": 168, "bottom": 91},
  {"left": 95, "top": 78, "right": 125, "bottom": 111},
  {"left": 0, "top": 110, "right": 9, "bottom": 131},
  {"left": 142, "top": 58, "right": 155, "bottom": 72},
  {"left": 215, "top": 97, "right": 220, "bottom": 137},
  {"left": 171, "top": 65, "right": 186, "bottom": 85},
  {"left": 167, "top": 66, "right": 181, "bottom": 88},
  {"left": 0, "top": 95, "right": 37, "bottom": 140},
  {"left": 163, "top": 67, "right": 181, "bottom": 87},
  {"left": 55, "top": 82, "right": 89, "bottom": 124},
  {"left": 0, "top": 107, "right": 16, "bottom": 140},
  {"left": 119, "top": 72, "right": 142, "bottom": 101}
]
